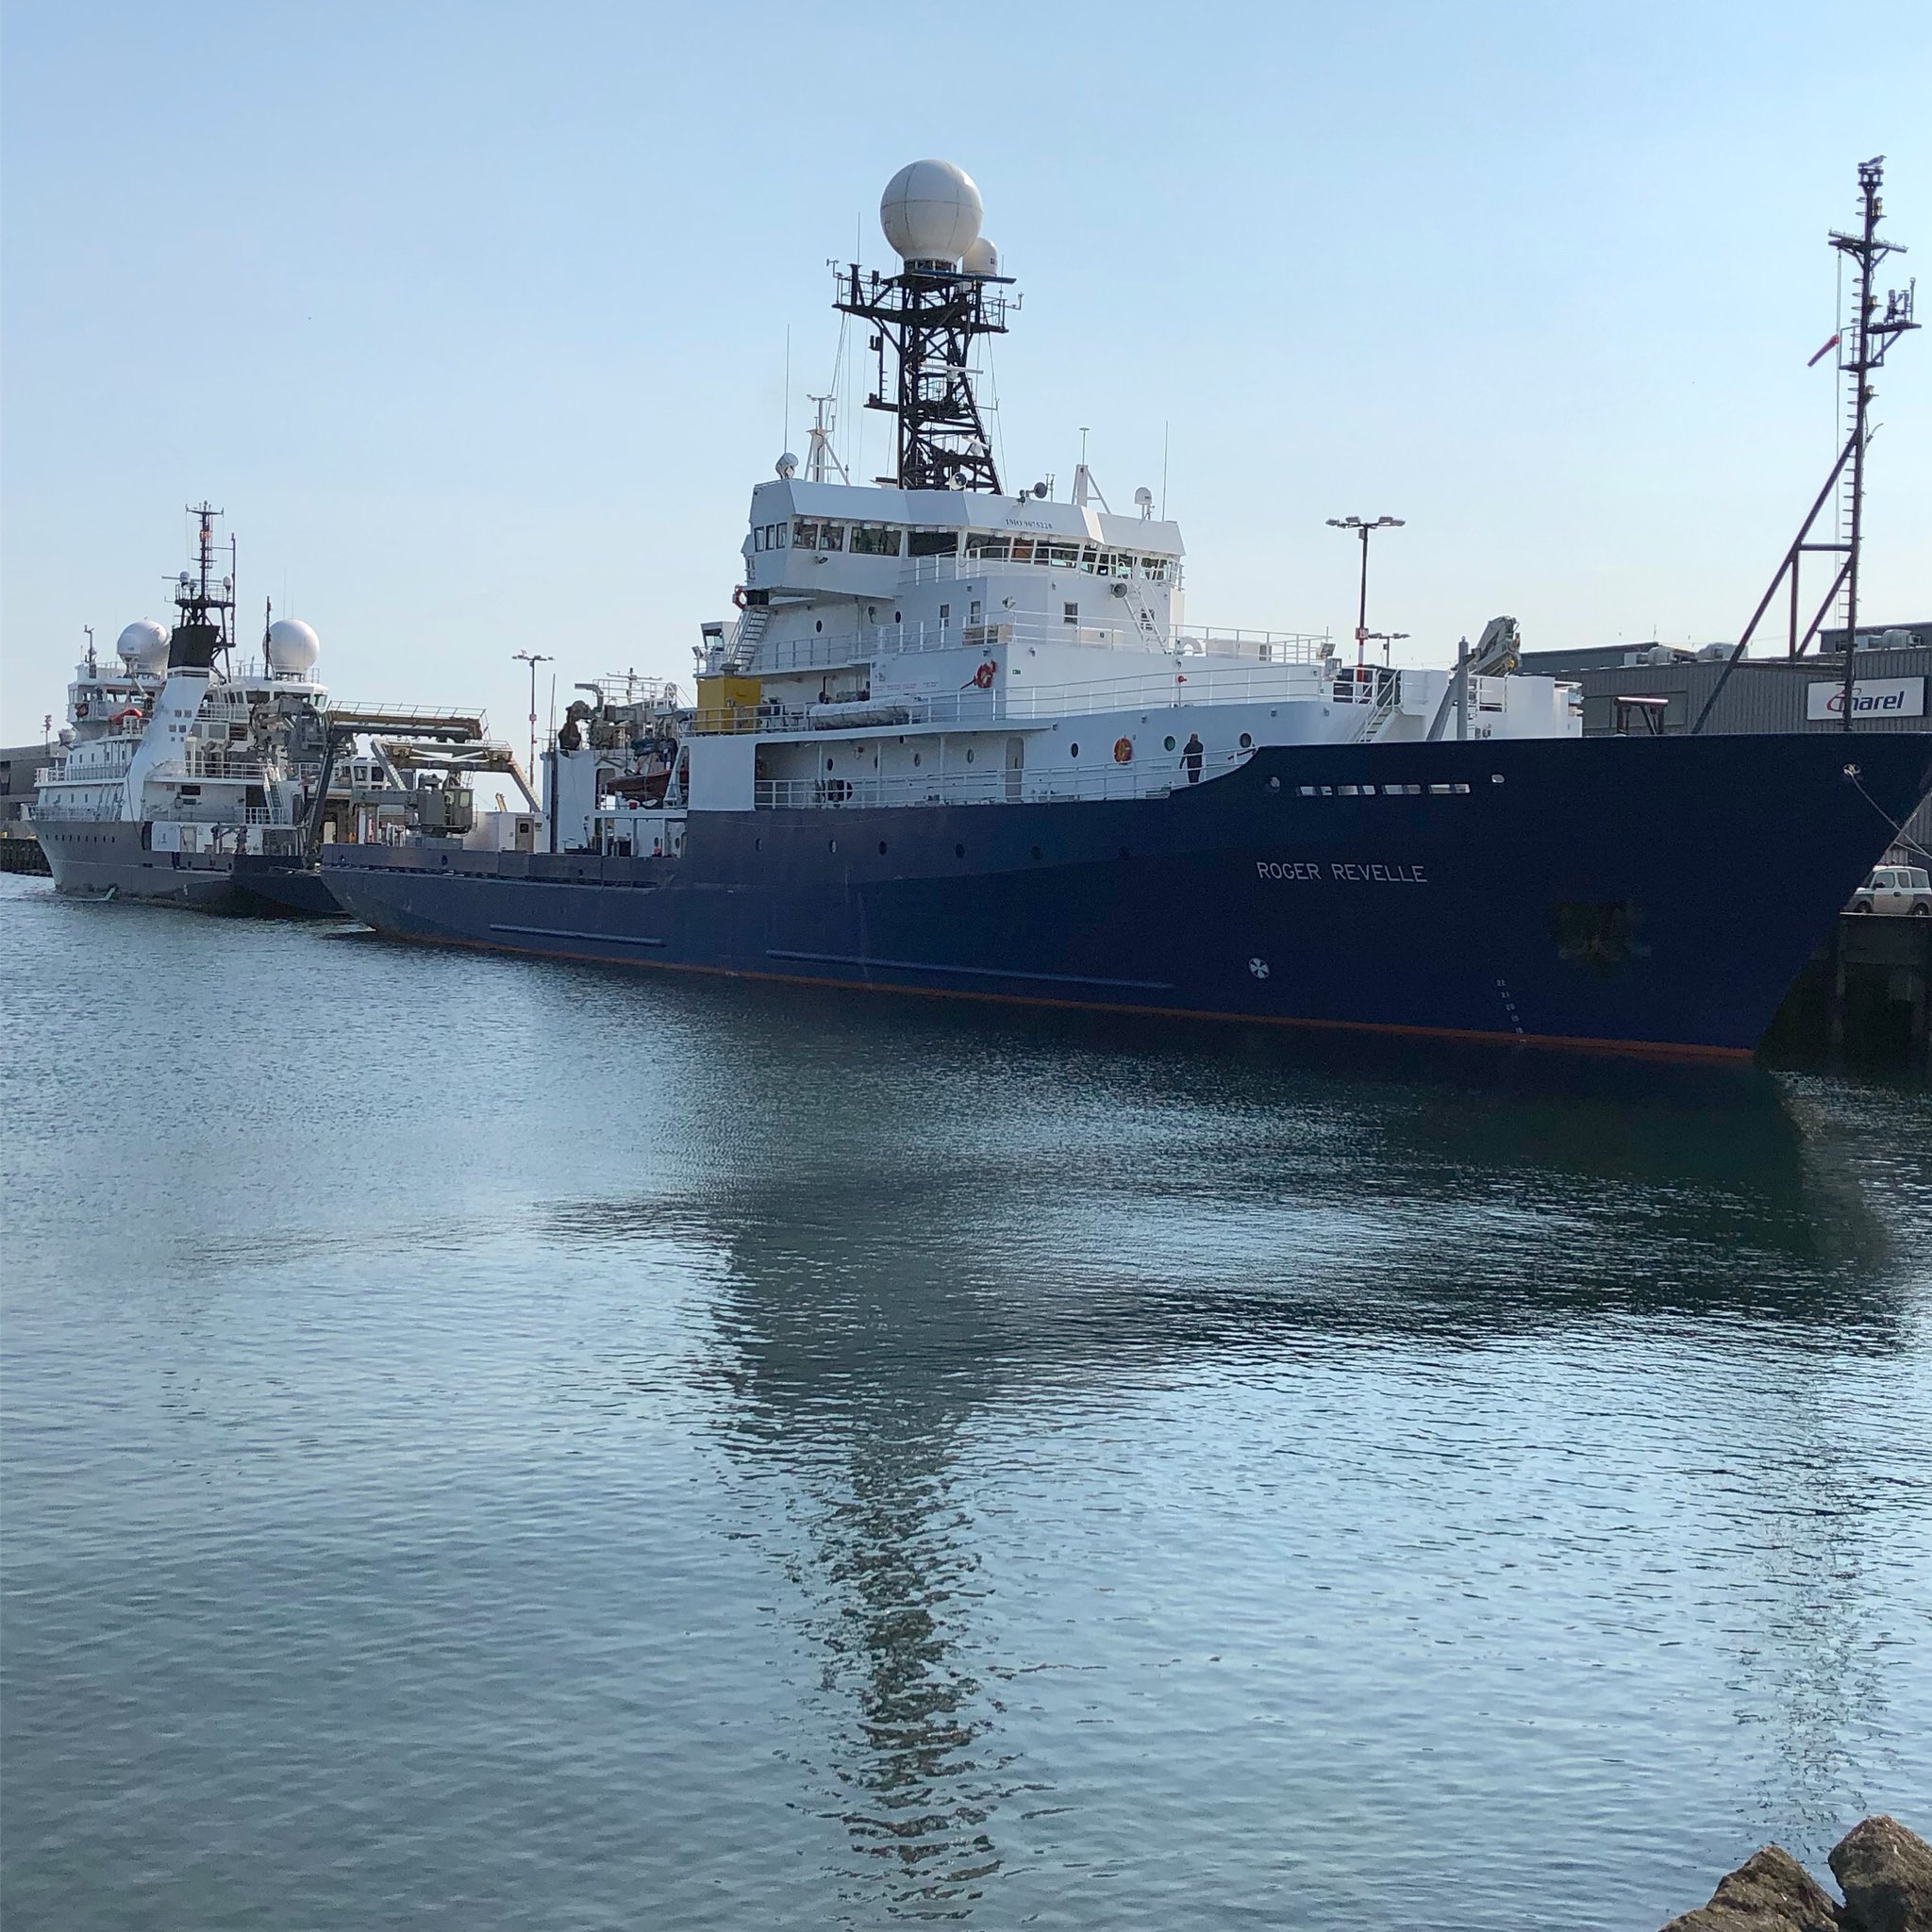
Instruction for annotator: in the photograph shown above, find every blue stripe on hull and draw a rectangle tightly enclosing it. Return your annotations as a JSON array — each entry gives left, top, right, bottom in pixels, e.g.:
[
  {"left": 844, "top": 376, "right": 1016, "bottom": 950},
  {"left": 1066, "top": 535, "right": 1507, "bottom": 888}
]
[{"left": 320, "top": 733, "right": 1932, "bottom": 1058}]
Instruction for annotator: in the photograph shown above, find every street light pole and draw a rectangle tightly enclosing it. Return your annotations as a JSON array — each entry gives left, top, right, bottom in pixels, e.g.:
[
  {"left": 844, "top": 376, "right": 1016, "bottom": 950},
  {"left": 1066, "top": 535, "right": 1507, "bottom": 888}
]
[
  {"left": 1325, "top": 515, "right": 1406, "bottom": 665},
  {"left": 513, "top": 650, "right": 552, "bottom": 788}
]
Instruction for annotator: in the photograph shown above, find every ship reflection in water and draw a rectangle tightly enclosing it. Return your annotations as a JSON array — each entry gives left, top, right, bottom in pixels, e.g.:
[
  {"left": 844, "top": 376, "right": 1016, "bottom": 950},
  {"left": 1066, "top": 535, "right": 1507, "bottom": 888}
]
[{"left": 3, "top": 878, "right": 1929, "bottom": 1931}]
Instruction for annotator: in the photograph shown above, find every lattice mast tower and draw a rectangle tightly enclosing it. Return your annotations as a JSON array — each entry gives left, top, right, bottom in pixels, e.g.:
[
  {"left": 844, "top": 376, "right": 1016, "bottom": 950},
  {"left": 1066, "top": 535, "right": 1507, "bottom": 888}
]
[{"left": 834, "top": 159, "right": 1012, "bottom": 493}]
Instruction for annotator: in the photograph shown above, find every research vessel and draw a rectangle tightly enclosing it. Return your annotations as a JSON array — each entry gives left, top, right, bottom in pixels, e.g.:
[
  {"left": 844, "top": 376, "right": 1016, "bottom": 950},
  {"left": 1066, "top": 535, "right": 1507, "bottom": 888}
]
[
  {"left": 35, "top": 507, "right": 519, "bottom": 912},
  {"left": 321, "top": 161, "right": 1932, "bottom": 1059}
]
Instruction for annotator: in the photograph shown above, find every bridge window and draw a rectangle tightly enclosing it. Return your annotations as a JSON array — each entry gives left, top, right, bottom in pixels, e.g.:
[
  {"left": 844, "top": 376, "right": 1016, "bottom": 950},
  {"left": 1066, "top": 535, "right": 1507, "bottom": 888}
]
[
  {"left": 850, "top": 525, "right": 902, "bottom": 557},
  {"left": 1140, "top": 557, "right": 1170, "bottom": 581},
  {"left": 819, "top": 525, "right": 844, "bottom": 552},
  {"left": 964, "top": 534, "right": 1009, "bottom": 559},
  {"left": 907, "top": 528, "right": 958, "bottom": 558},
  {"left": 793, "top": 520, "right": 819, "bottom": 547}
]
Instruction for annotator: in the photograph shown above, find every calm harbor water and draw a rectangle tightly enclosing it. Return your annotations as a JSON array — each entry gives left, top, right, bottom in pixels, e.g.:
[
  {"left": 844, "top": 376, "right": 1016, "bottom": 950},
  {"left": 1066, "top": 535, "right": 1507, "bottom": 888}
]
[{"left": 2, "top": 872, "right": 1929, "bottom": 1930}]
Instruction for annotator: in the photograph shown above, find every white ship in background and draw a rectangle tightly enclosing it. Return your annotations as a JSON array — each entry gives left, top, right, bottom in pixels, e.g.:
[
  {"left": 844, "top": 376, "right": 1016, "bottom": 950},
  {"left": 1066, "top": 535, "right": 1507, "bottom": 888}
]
[{"left": 34, "top": 505, "right": 527, "bottom": 912}]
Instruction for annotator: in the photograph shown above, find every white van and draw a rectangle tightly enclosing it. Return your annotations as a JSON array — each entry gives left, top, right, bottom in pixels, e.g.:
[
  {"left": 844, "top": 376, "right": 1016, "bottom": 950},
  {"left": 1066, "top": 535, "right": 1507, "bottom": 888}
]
[{"left": 1848, "top": 866, "right": 1932, "bottom": 915}]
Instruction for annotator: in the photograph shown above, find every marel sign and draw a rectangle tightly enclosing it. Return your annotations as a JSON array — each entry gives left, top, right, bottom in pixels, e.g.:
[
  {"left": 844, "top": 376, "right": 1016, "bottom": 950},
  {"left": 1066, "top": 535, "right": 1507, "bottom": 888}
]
[{"left": 1806, "top": 676, "right": 1926, "bottom": 722}]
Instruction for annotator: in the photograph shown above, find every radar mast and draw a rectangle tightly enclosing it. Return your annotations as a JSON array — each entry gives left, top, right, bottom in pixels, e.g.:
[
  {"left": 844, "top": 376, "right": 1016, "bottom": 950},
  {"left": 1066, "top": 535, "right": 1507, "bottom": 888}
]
[{"left": 834, "top": 159, "right": 1012, "bottom": 493}]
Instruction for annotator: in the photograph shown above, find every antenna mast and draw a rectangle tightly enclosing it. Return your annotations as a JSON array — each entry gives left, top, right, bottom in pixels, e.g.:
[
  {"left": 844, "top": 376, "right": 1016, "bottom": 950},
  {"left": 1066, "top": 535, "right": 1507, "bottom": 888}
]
[
  {"left": 833, "top": 258, "right": 1011, "bottom": 491},
  {"left": 164, "top": 502, "right": 236, "bottom": 673},
  {"left": 1834, "top": 156, "right": 1916, "bottom": 664},
  {"left": 1692, "top": 160, "right": 1916, "bottom": 734}
]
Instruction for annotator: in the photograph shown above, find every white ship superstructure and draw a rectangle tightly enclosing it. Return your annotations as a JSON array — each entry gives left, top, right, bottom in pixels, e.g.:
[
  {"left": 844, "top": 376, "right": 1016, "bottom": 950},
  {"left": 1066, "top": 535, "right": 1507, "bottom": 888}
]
[
  {"left": 32, "top": 506, "right": 521, "bottom": 910},
  {"left": 555, "top": 160, "right": 1579, "bottom": 861}
]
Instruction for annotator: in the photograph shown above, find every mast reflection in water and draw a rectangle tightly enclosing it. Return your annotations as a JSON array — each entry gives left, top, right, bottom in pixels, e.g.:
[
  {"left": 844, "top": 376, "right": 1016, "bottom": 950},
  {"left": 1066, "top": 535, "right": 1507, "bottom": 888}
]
[{"left": 4, "top": 881, "right": 1929, "bottom": 1931}]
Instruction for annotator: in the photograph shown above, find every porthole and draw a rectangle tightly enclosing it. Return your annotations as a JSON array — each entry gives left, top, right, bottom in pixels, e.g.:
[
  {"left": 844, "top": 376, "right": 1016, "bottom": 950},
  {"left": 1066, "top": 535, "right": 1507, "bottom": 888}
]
[
  {"left": 815, "top": 620, "right": 824, "bottom": 633},
  {"left": 828, "top": 838, "right": 838, "bottom": 854},
  {"left": 1240, "top": 732, "right": 1254, "bottom": 749},
  {"left": 826, "top": 758, "right": 835, "bottom": 770},
  {"left": 965, "top": 748, "right": 975, "bottom": 763},
  {"left": 912, "top": 752, "right": 922, "bottom": 767},
  {"left": 877, "top": 841, "right": 888, "bottom": 856},
  {"left": 1270, "top": 777, "right": 1283, "bottom": 793},
  {"left": 1070, "top": 741, "right": 1080, "bottom": 758},
  {"left": 1164, "top": 735, "right": 1176, "bottom": 752},
  {"left": 1030, "top": 845, "right": 1042, "bottom": 862},
  {"left": 755, "top": 837, "right": 763, "bottom": 850},
  {"left": 955, "top": 843, "right": 965, "bottom": 858},
  {"left": 893, "top": 610, "right": 901, "bottom": 623}
]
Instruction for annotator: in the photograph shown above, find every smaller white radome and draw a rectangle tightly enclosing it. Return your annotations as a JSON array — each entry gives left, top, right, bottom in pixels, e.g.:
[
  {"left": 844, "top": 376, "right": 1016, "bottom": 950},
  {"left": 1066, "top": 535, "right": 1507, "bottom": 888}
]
[
  {"left": 266, "top": 618, "right": 321, "bottom": 675},
  {"left": 879, "top": 158, "right": 983, "bottom": 264},
  {"left": 116, "top": 619, "right": 171, "bottom": 671},
  {"left": 961, "top": 237, "right": 999, "bottom": 277}
]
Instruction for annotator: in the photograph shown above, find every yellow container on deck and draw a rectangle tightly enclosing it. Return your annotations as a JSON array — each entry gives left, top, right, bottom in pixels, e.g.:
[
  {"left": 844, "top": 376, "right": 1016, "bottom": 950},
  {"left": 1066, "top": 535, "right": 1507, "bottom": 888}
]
[{"left": 694, "top": 675, "right": 762, "bottom": 734}]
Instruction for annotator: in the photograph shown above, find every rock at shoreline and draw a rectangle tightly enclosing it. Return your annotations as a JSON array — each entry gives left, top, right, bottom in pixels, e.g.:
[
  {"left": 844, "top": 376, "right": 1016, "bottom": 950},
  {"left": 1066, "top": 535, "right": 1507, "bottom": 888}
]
[
  {"left": 1660, "top": 1845, "right": 1841, "bottom": 1932},
  {"left": 1830, "top": 1816, "right": 1932, "bottom": 1932},
  {"left": 1660, "top": 1818, "right": 1932, "bottom": 1932}
]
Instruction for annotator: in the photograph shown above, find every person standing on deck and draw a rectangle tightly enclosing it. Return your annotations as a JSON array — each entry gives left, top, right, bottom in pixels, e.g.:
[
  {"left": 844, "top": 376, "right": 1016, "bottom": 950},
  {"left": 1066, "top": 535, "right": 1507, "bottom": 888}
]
[{"left": 1181, "top": 732, "right": 1205, "bottom": 784}]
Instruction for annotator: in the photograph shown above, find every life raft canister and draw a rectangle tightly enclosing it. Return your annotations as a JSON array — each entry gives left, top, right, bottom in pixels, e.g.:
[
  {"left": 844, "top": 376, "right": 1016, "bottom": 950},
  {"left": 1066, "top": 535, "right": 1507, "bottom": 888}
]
[
  {"left": 973, "top": 660, "right": 995, "bottom": 690},
  {"left": 732, "top": 584, "right": 748, "bottom": 608},
  {"left": 1113, "top": 737, "right": 1133, "bottom": 764}
]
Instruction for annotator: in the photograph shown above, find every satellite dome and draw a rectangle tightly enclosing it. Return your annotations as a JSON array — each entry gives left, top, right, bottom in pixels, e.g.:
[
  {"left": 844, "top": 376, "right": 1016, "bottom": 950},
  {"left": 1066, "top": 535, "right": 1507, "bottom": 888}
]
[
  {"left": 266, "top": 617, "right": 321, "bottom": 675},
  {"left": 116, "top": 619, "right": 171, "bottom": 671},
  {"left": 961, "top": 237, "right": 999, "bottom": 277},
  {"left": 880, "top": 159, "right": 983, "bottom": 264}
]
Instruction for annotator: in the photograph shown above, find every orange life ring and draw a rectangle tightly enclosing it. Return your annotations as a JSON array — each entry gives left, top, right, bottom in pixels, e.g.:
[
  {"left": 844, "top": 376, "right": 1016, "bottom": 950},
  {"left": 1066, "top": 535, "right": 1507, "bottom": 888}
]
[
  {"left": 973, "top": 660, "right": 995, "bottom": 690},
  {"left": 732, "top": 584, "right": 748, "bottom": 609},
  {"left": 1113, "top": 737, "right": 1133, "bottom": 764}
]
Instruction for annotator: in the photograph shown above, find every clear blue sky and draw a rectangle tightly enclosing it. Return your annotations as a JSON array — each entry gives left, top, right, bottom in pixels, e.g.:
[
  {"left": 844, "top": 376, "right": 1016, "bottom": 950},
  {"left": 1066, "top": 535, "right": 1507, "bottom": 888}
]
[{"left": 4, "top": 0, "right": 1927, "bottom": 746}]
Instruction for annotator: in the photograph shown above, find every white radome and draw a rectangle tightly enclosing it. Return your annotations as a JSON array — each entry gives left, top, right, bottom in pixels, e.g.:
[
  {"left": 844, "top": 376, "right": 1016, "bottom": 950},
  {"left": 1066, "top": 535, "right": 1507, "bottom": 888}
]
[
  {"left": 116, "top": 619, "right": 171, "bottom": 671},
  {"left": 961, "top": 237, "right": 998, "bottom": 277},
  {"left": 266, "top": 617, "right": 321, "bottom": 675},
  {"left": 880, "top": 159, "right": 983, "bottom": 263}
]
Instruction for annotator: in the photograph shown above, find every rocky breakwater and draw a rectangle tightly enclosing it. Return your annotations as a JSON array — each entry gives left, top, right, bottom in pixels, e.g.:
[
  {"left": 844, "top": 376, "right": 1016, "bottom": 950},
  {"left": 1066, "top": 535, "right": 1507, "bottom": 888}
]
[{"left": 1663, "top": 1815, "right": 1932, "bottom": 1932}]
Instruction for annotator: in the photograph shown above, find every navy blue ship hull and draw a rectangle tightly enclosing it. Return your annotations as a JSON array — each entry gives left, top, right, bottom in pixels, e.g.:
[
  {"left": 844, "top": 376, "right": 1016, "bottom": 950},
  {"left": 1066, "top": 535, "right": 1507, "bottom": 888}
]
[{"left": 320, "top": 733, "right": 1932, "bottom": 1059}]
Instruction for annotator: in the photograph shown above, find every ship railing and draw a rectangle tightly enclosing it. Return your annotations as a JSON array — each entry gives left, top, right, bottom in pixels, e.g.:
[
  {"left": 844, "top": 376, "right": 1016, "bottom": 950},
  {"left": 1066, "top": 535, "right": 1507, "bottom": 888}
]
[
  {"left": 1005, "top": 665, "right": 1337, "bottom": 718},
  {"left": 750, "top": 619, "right": 1333, "bottom": 673},
  {"left": 1181, "top": 627, "right": 1333, "bottom": 664},
  {"left": 326, "top": 703, "right": 490, "bottom": 740},
  {"left": 222, "top": 658, "right": 323, "bottom": 685},
  {"left": 754, "top": 747, "right": 1256, "bottom": 812},
  {"left": 898, "top": 554, "right": 1185, "bottom": 591},
  {"left": 695, "top": 664, "right": 1351, "bottom": 737},
  {"left": 36, "top": 758, "right": 135, "bottom": 784},
  {"left": 586, "top": 673, "right": 679, "bottom": 707},
  {"left": 183, "top": 755, "right": 274, "bottom": 781},
  {"left": 26, "top": 797, "right": 115, "bottom": 821},
  {"left": 144, "top": 801, "right": 291, "bottom": 824},
  {"left": 883, "top": 616, "right": 1141, "bottom": 656}
]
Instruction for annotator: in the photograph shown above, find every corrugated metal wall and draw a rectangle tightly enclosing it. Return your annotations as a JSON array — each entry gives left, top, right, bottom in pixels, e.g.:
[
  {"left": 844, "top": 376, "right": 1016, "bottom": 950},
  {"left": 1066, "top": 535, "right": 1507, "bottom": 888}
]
[{"left": 1568, "top": 648, "right": 1931, "bottom": 737}]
